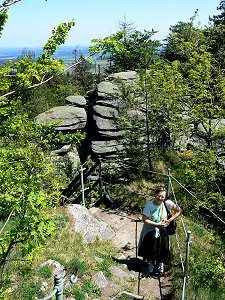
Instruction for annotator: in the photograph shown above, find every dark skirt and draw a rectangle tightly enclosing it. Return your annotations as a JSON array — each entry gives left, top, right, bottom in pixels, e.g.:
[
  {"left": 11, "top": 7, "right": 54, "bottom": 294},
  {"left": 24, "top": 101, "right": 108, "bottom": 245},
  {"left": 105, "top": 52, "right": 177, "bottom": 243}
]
[{"left": 138, "top": 228, "right": 170, "bottom": 263}]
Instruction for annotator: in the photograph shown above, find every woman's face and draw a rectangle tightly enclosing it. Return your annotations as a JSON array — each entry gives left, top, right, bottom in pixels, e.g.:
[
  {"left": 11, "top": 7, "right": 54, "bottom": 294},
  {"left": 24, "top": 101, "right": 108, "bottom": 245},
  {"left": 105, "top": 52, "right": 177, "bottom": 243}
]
[{"left": 155, "top": 191, "right": 166, "bottom": 205}]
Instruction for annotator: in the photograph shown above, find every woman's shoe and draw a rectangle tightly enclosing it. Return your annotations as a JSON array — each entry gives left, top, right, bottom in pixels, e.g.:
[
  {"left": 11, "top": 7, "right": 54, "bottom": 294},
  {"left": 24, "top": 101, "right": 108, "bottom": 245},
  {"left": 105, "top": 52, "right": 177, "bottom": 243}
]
[
  {"left": 157, "top": 262, "right": 164, "bottom": 274},
  {"left": 147, "top": 262, "right": 154, "bottom": 274}
]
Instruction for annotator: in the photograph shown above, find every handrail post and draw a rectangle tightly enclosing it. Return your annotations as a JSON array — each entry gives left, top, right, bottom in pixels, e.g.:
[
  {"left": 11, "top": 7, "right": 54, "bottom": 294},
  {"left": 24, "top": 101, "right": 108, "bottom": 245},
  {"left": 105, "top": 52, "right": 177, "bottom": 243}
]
[
  {"left": 98, "top": 155, "right": 103, "bottom": 199},
  {"left": 167, "top": 168, "right": 171, "bottom": 197},
  {"left": 80, "top": 166, "right": 86, "bottom": 207},
  {"left": 182, "top": 231, "right": 191, "bottom": 300},
  {"left": 54, "top": 274, "right": 63, "bottom": 300}
]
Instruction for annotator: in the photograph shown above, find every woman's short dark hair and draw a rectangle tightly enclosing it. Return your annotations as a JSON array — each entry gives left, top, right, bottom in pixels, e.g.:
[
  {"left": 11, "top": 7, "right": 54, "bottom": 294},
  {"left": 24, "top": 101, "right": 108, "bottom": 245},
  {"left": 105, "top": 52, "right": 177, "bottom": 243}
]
[{"left": 154, "top": 186, "right": 166, "bottom": 195}]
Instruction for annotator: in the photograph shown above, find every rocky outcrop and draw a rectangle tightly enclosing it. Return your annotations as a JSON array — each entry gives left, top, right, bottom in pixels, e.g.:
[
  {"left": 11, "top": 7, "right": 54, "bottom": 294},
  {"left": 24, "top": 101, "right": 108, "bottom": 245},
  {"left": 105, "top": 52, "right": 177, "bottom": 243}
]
[
  {"left": 35, "top": 70, "right": 225, "bottom": 169},
  {"left": 35, "top": 71, "right": 137, "bottom": 161},
  {"left": 86, "top": 71, "right": 137, "bottom": 158}
]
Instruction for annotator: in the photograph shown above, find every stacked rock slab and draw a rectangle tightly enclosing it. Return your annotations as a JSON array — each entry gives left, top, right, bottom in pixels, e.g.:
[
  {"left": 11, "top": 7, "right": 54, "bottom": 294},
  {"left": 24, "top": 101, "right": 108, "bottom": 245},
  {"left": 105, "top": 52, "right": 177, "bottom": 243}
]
[
  {"left": 35, "top": 96, "right": 87, "bottom": 168},
  {"left": 86, "top": 71, "right": 137, "bottom": 158},
  {"left": 35, "top": 72, "right": 137, "bottom": 161}
]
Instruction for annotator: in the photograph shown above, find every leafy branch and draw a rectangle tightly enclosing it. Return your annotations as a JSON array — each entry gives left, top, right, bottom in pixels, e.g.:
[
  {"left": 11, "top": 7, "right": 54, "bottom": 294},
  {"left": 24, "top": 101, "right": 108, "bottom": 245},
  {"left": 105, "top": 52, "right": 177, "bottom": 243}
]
[{"left": 0, "top": 21, "right": 77, "bottom": 100}]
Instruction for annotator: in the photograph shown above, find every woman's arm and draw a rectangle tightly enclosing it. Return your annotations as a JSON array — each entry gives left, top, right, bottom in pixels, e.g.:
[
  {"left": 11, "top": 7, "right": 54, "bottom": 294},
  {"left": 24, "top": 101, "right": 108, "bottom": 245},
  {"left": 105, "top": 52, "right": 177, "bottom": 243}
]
[
  {"left": 142, "top": 214, "right": 166, "bottom": 228},
  {"left": 164, "top": 204, "right": 182, "bottom": 226}
]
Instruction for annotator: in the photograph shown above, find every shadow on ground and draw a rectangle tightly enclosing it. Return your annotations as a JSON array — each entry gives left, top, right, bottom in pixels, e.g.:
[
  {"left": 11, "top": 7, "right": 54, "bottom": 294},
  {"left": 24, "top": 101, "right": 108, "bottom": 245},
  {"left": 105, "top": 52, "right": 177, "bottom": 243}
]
[{"left": 112, "top": 256, "right": 174, "bottom": 300}]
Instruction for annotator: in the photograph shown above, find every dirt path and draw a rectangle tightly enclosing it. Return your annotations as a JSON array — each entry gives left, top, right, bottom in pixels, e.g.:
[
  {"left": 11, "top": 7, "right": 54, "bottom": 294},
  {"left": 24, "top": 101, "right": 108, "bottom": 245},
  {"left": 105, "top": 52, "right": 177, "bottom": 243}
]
[{"left": 90, "top": 207, "right": 173, "bottom": 300}]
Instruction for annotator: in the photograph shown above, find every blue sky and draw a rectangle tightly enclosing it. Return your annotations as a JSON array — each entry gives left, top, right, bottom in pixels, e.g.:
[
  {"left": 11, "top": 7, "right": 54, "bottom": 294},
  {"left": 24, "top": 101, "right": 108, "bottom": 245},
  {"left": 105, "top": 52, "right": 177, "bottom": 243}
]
[{"left": 0, "top": 0, "right": 220, "bottom": 47}]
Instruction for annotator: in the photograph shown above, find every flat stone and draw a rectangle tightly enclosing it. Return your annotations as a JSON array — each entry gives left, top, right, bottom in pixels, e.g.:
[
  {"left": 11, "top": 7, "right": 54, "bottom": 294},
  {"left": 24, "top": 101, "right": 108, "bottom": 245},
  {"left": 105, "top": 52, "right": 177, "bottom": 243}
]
[
  {"left": 92, "top": 271, "right": 108, "bottom": 289},
  {"left": 97, "top": 81, "right": 119, "bottom": 99},
  {"left": 65, "top": 95, "right": 86, "bottom": 107},
  {"left": 35, "top": 106, "right": 87, "bottom": 131},
  {"left": 107, "top": 71, "right": 136, "bottom": 81}
]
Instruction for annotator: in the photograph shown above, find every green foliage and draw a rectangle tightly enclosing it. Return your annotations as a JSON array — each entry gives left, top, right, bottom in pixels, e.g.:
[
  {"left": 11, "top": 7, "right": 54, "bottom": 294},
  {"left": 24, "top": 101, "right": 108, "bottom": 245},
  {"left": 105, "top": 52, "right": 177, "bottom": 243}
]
[
  {"left": 0, "top": 110, "right": 84, "bottom": 266},
  {"left": 69, "top": 52, "right": 97, "bottom": 94},
  {"left": 188, "top": 222, "right": 225, "bottom": 299},
  {"left": 18, "top": 75, "right": 79, "bottom": 118},
  {"left": 38, "top": 265, "right": 52, "bottom": 279},
  {"left": 94, "top": 251, "right": 113, "bottom": 278},
  {"left": 16, "top": 281, "right": 44, "bottom": 300},
  {"left": 118, "top": 59, "right": 187, "bottom": 171},
  {"left": 0, "top": 4, "right": 79, "bottom": 275},
  {"left": 90, "top": 28, "right": 160, "bottom": 72},
  {"left": 0, "top": 21, "right": 75, "bottom": 99},
  {"left": 71, "top": 281, "right": 101, "bottom": 300},
  {"left": 171, "top": 217, "right": 225, "bottom": 300},
  {"left": 42, "top": 21, "right": 75, "bottom": 58},
  {"left": 175, "top": 149, "right": 225, "bottom": 213},
  {"left": 53, "top": 214, "right": 70, "bottom": 229},
  {"left": 209, "top": 0, "right": 225, "bottom": 26},
  {"left": 162, "top": 11, "right": 205, "bottom": 62},
  {"left": 66, "top": 257, "right": 88, "bottom": 277},
  {"left": 0, "top": 8, "right": 8, "bottom": 37}
]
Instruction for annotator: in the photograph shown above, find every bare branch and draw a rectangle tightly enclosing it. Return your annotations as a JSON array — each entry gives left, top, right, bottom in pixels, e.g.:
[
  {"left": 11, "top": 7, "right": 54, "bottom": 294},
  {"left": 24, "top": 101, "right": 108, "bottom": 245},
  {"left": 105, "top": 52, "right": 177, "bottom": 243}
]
[
  {"left": 0, "top": 0, "right": 22, "bottom": 8},
  {"left": 0, "top": 209, "right": 14, "bottom": 235},
  {"left": 0, "top": 159, "right": 29, "bottom": 165}
]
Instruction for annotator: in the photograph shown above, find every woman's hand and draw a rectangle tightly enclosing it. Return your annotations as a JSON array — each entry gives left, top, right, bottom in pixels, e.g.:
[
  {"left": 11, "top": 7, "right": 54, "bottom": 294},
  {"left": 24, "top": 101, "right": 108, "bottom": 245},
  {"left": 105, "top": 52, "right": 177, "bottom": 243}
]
[
  {"left": 142, "top": 215, "right": 166, "bottom": 227},
  {"left": 163, "top": 219, "right": 171, "bottom": 227},
  {"left": 157, "top": 221, "right": 167, "bottom": 228}
]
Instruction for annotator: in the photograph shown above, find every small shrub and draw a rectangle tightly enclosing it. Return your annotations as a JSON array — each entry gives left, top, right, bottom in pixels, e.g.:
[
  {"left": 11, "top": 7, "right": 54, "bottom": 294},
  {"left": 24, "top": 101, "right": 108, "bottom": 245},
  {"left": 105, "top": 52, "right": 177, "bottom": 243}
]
[
  {"left": 38, "top": 265, "right": 52, "bottom": 279},
  {"left": 17, "top": 282, "right": 44, "bottom": 300},
  {"left": 72, "top": 286, "right": 86, "bottom": 300},
  {"left": 83, "top": 279, "right": 101, "bottom": 297},
  {"left": 71, "top": 280, "right": 101, "bottom": 300},
  {"left": 66, "top": 258, "right": 88, "bottom": 277},
  {"left": 53, "top": 214, "right": 70, "bottom": 229},
  {"left": 94, "top": 251, "right": 113, "bottom": 278}
]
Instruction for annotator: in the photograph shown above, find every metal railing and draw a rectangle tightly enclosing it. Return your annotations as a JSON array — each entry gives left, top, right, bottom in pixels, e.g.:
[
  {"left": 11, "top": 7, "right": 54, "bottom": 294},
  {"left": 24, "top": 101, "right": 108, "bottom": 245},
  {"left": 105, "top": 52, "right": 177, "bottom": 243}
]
[
  {"left": 61, "top": 161, "right": 205, "bottom": 299},
  {"left": 38, "top": 265, "right": 78, "bottom": 300}
]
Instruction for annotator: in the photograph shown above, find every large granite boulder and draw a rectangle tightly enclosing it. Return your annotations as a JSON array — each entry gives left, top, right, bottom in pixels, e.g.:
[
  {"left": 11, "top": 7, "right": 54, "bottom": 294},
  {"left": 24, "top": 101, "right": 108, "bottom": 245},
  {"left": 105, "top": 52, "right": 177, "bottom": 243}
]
[
  {"left": 35, "top": 71, "right": 137, "bottom": 160},
  {"left": 107, "top": 71, "right": 136, "bottom": 82},
  {"left": 35, "top": 106, "right": 87, "bottom": 131},
  {"left": 90, "top": 140, "right": 124, "bottom": 158},
  {"left": 66, "top": 204, "right": 115, "bottom": 243}
]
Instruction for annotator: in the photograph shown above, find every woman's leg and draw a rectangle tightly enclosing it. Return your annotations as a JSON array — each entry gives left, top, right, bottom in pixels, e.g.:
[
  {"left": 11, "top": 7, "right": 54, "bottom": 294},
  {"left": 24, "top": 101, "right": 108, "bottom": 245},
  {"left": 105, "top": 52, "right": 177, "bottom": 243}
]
[{"left": 155, "top": 229, "right": 170, "bottom": 274}]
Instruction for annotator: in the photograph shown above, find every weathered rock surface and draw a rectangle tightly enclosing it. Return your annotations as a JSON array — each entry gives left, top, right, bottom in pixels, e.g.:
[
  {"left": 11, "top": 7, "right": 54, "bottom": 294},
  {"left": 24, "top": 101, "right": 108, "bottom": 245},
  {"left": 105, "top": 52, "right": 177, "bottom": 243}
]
[
  {"left": 90, "top": 140, "right": 124, "bottom": 157},
  {"left": 96, "top": 81, "right": 120, "bottom": 99},
  {"left": 35, "top": 106, "right": 87, "bottom": 131},
  {"left": 35, "top": 71, "right": 138, "bottom": 161},
  {"left": 66, "top": 204, "right": 115, "bottom": 243},
  {"left": 65, "top": 95, "right": 86, "bottom": 107},
  {"left": 107, "top": 71, "right": 136, "bottom": 82},
  {"left": 34, "top": 70, "right": 225, "bottom": 166},
  {"left": 86, "top": 71, "right": 137, "bottom": 157}
]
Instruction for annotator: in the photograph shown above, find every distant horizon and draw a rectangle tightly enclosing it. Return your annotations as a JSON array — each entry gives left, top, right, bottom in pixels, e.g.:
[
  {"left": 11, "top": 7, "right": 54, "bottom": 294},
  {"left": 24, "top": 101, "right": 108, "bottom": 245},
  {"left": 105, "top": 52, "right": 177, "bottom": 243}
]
[
  {"left": 0, "top": 45, "right": 90, "bottom": 49},
  {"left": 0, "top": 0, "right": 219, "bottom": 48},
  {"left": 0, "top": 45, "right": 90, "bottom": 62}
]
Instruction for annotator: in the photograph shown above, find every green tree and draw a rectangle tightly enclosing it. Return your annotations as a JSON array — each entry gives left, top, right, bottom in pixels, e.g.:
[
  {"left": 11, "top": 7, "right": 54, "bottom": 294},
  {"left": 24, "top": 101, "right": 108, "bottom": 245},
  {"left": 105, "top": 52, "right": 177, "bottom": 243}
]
[
  {"left": 162, "top": 11, "right": 206, "bottom": 63},
  {"left": 0, "top": 1, "right": 84, "bottom": 283},
  {"left": 209, "top": 0, "right": 225, "bottom": 25},
  {"left": 89, "top": 27, "right": 160, "bottom": 72},
  {"left": 162, "top": 16, "right": 225, "bottom": 210},
  {"left": 205, "top": 1, "right": 225, "bottom": 68},
  {"left": 118, "top": 59, "right": 186, "bottom": 172}
]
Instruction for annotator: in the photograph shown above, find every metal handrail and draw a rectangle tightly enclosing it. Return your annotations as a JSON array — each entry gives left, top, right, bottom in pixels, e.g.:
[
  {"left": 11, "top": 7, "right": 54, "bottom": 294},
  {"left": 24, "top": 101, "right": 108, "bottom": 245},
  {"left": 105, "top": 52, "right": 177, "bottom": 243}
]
[{"left": 38, "top": 265, "right": 78, "bottom": 300}]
